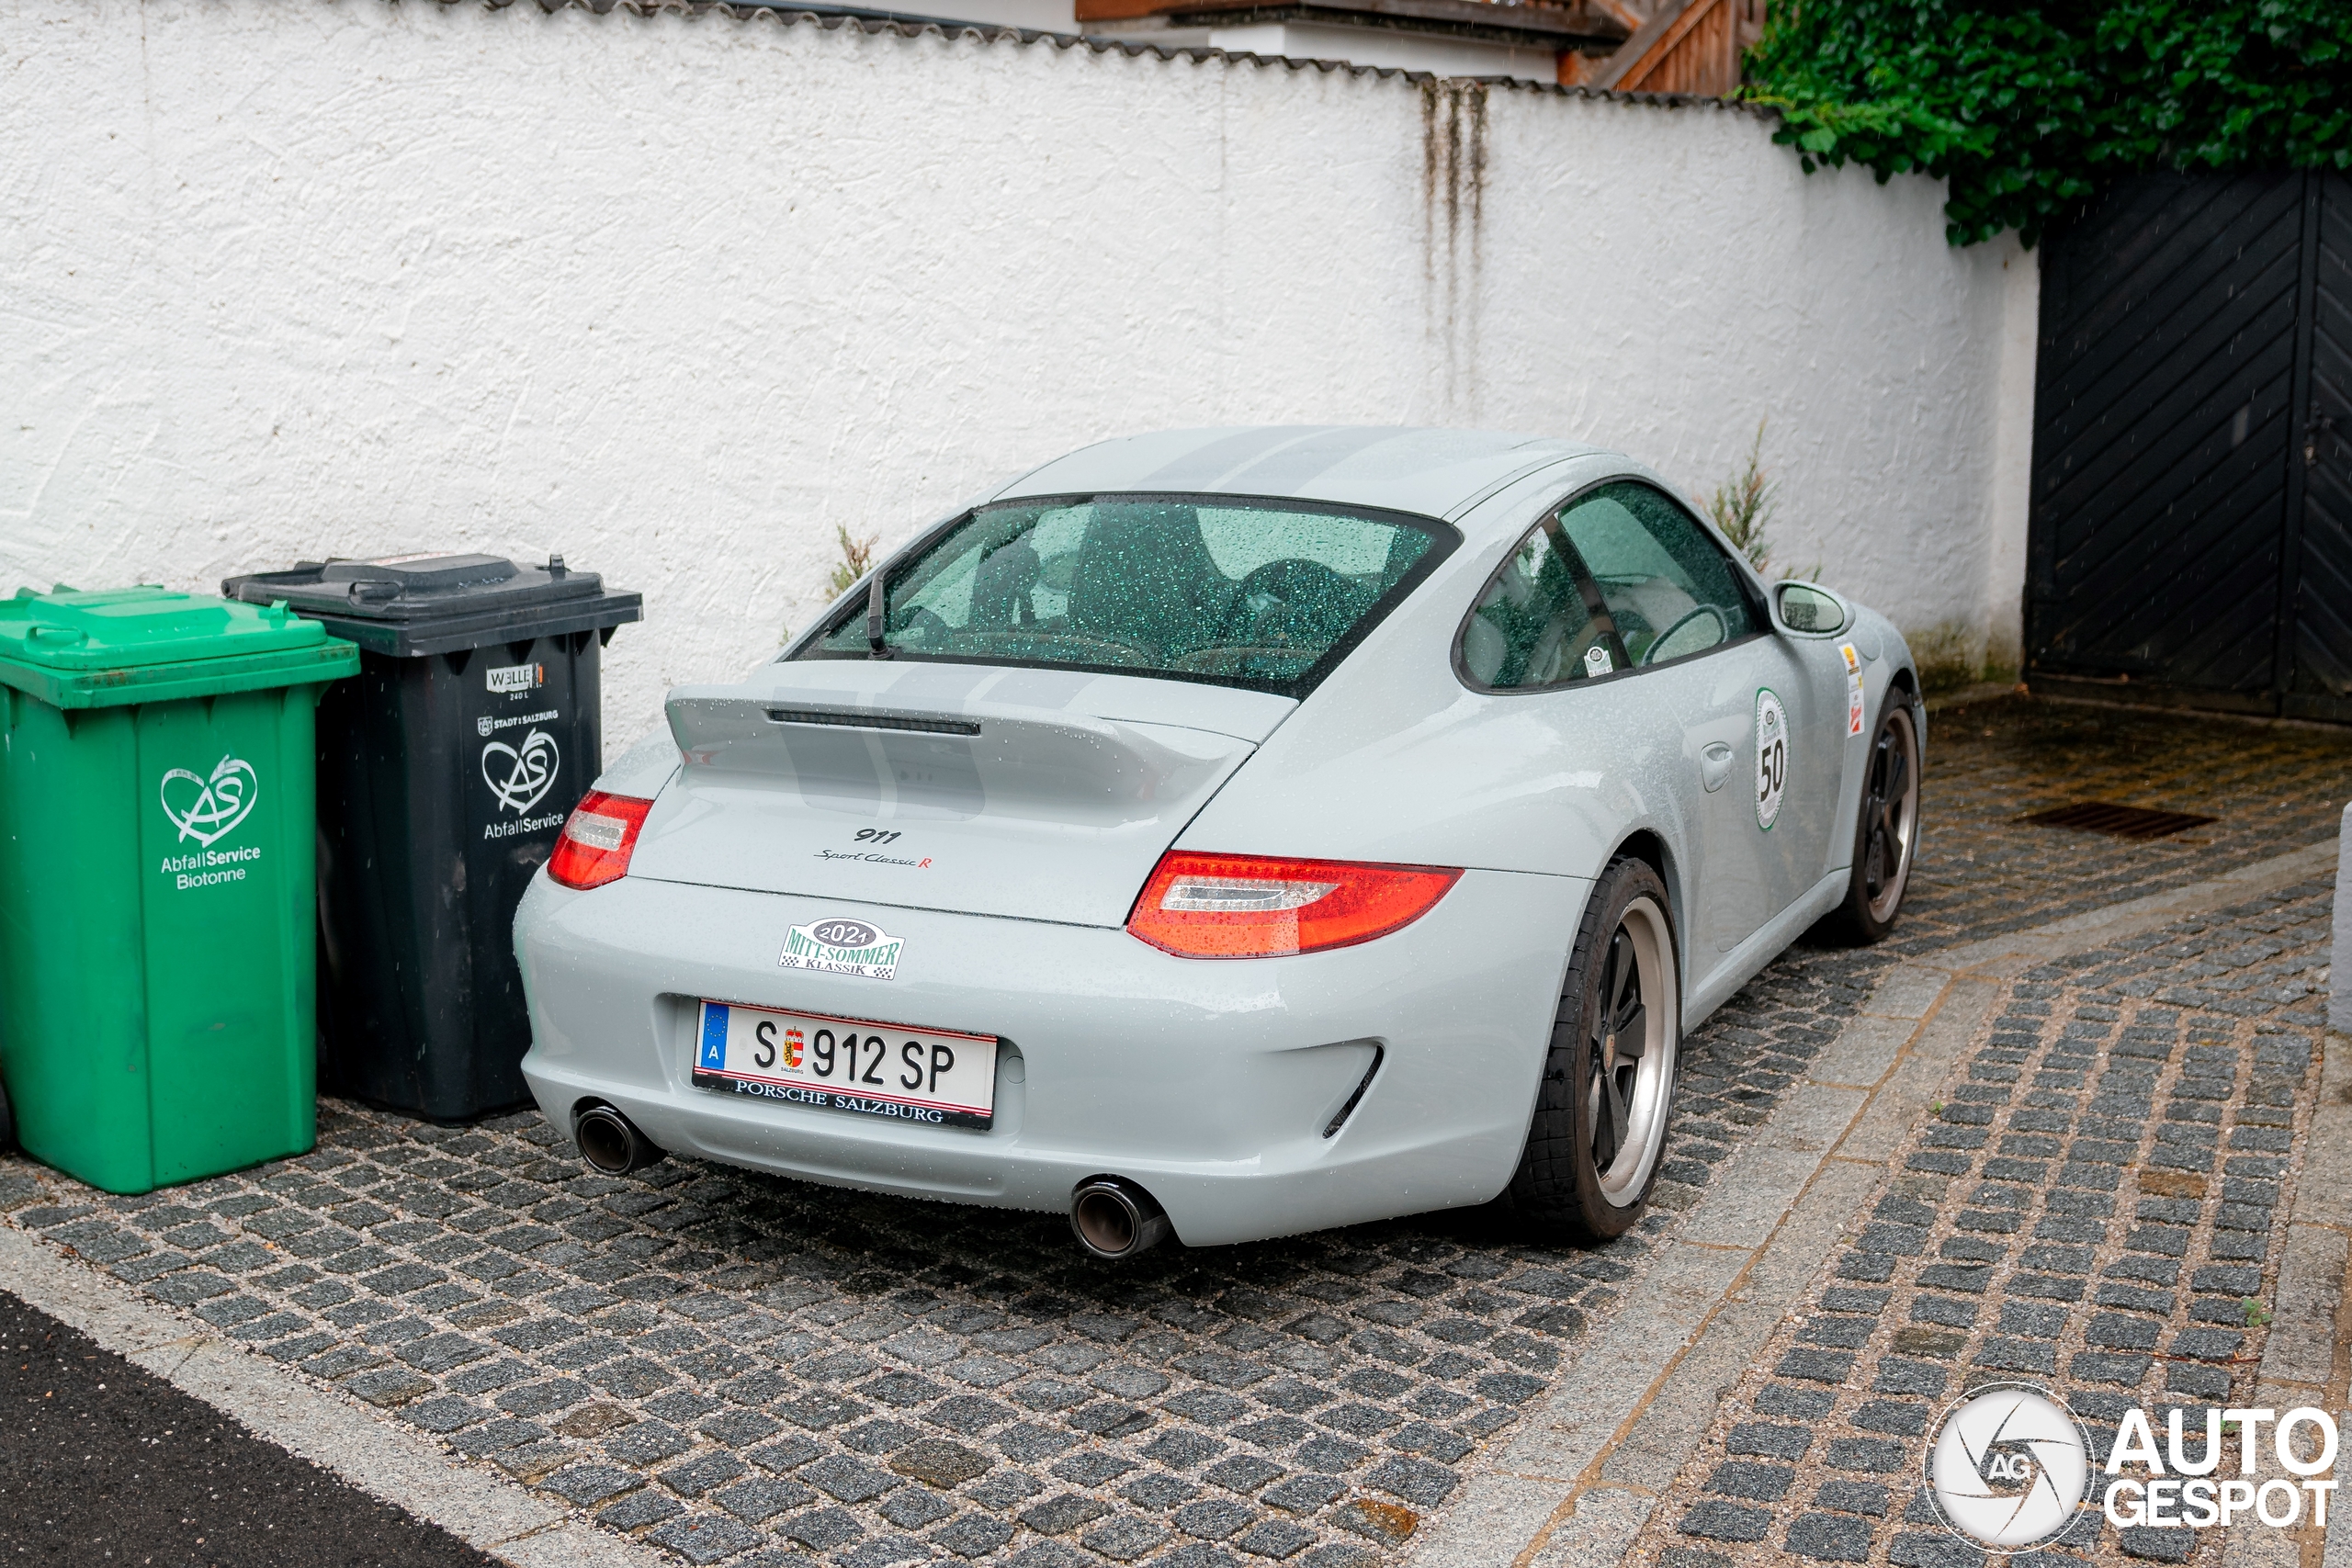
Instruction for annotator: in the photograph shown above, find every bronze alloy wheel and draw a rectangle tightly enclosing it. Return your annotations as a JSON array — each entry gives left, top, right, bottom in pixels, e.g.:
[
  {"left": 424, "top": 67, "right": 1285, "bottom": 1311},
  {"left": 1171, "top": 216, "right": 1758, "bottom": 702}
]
[
  {"left": 1835, "top": 695, "right": 1923, "bottom": 942},
  {"left": 1587, "top": 892, "right": 1677, "bottom": 1208},
  {"left": 1508, "top": 856, "right": 1680, "bottom": 1241}
]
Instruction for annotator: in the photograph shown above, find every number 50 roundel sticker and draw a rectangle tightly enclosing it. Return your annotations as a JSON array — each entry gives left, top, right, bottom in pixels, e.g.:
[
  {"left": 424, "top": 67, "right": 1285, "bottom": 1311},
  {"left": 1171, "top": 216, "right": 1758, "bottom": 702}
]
[{"left": 1754, "top": 688, "right": 1789, "bottom": 830}]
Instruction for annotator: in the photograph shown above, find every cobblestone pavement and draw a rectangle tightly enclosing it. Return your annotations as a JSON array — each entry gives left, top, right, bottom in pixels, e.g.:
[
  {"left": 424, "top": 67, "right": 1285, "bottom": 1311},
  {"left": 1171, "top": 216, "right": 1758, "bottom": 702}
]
[
  {"left": 0, "top": 953, "right": 1876, "bottom": 1568},
  {"left": 0, "top": 1096, "right": 1758, "bottom": 1568},
  {"left": 1894, "top": 695, "right": 2352, "bottom": 953},
  {"left": 0, "top": 696, "right": 2343, "bottom": 1568},
  {"left": 1629, "top": 878, "right": 2337, "bottom": 1568}
]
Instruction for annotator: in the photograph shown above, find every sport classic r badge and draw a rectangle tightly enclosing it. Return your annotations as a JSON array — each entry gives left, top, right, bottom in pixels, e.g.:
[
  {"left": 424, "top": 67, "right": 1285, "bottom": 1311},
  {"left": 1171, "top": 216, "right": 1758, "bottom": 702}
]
[{"left": 780, "top": 918, "right": 904, "bottom": 981}]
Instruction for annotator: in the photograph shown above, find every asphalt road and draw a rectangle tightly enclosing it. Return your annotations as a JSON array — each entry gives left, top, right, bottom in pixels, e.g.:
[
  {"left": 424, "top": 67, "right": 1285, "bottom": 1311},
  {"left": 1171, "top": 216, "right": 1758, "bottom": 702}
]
[{"left": 0, "top": 1289, "right": 495, "bottom": 1567}]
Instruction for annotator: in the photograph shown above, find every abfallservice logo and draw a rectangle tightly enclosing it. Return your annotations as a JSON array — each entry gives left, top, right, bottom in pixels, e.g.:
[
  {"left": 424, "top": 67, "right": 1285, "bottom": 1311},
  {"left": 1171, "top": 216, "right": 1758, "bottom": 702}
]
[
  {"left": 1926, "top": 1386, "right": 2341, "bottom": 1551},
  {"left": 1928, "top": 1385, "right": 2091, "bottom": 1549},
  {"left": 157, "top": 752, "right": 264, "bottom": 891}
]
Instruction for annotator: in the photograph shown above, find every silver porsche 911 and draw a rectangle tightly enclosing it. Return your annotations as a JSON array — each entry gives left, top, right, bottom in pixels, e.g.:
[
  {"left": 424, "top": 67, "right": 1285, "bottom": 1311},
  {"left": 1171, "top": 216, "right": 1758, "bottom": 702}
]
[{"left": 516, "top": 427, "right": 1923, "bottom": 1257}]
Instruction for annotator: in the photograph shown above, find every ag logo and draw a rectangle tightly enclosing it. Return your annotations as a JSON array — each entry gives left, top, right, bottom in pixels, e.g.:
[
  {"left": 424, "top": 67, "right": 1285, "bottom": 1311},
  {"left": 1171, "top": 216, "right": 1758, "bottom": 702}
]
[
  {"left": 1754, "top": 688, "right": 1789, "bottom": 831},
  {"left": 161, "top": 754, "right": 258, "bottom": 847},
  {"left": 481, "top": 728, "right": 560, "bottom": 815},
  {"left": 1927, "top": 1384, "right": 2091, "bottom": 1550}
]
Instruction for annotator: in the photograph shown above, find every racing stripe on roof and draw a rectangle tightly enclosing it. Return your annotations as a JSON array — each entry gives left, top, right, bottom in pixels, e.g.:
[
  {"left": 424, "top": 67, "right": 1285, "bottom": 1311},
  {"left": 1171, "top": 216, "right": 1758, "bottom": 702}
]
[
  {"left": 1132, "top": 425, "right": 1337, "bottom": 488},
  {"left": 1216, "top": 425, "right": 1408, "bottom": 493}
]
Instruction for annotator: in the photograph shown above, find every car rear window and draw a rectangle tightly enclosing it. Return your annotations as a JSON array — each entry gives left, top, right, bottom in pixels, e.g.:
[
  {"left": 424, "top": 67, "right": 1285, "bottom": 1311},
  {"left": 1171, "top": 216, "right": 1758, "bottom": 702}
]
[{"left": 802, "top": 494, "right": 1456, "bottom": 696}]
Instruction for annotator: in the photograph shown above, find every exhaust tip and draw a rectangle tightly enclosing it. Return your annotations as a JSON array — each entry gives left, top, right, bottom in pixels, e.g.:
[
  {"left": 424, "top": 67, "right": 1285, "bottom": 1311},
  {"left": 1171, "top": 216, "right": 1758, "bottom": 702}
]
[
  {"left": 572, "top": 1101, "right": 664, "bottom": 1176},
  {"left": 1070, "top": 1177, "right": 1172, "bottom": 1260}
]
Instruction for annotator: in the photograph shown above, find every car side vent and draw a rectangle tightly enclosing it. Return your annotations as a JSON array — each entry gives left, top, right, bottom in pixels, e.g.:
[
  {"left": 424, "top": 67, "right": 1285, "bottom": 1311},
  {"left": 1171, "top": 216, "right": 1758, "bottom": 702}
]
[
  {"left": 1323, "top": 1045, "right": 1385, "bottom": 1139},
  {"left": 764, "top": 707, "right": 981, "bottom": 738},
  {"left": 2016, "top": 802, "right": 2216, "bottom": 840}
]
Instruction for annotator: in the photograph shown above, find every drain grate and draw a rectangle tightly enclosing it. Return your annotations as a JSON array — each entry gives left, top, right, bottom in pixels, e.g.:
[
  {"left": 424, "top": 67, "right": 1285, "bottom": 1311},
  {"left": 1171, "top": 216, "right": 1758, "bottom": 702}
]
[{"left": 2017, "top": 801, "right": 2219, "bottom": 840}]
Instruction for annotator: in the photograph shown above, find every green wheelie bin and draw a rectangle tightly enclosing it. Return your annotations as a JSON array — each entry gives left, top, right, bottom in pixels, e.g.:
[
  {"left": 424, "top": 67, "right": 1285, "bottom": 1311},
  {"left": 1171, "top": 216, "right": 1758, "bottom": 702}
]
[{"left": 0, "top": 586, "right": 358, "bottom": 1194}]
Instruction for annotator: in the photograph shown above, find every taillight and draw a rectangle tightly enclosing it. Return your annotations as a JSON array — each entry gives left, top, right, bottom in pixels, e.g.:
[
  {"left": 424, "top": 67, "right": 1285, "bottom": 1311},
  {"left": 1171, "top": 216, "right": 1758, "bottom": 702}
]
[
  {"left": 1126, "top": 851, "right": 1462, "bottom": 959},
  {"left": 548, "top": 791, "right": 653, "bottom": 890}
]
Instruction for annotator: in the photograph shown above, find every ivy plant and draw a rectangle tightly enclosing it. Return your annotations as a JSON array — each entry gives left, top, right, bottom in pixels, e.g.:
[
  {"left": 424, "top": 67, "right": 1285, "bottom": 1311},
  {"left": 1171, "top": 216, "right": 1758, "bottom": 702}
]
[{"left": 1740, "top": 1, "right": 2352, "bottom": 246}]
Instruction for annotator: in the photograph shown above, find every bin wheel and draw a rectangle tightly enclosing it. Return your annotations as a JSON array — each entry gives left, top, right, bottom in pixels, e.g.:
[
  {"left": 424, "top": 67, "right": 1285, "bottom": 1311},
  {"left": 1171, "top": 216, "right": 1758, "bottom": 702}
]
[{"left": 0, "top": 1077, "right": 12, "bottom": 1152}]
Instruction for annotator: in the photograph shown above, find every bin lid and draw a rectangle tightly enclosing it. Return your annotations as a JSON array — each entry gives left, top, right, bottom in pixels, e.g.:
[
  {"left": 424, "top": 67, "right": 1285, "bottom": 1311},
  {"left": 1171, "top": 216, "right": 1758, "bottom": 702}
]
[
  {"left": 0, "top": 586, "right": 358, "bottom": 708},
  {"left": 0, "top": 586, "right": 329, "bottom": 670},
  {"left": 223, "top": 554, "right": 642, "bottom": 657}
]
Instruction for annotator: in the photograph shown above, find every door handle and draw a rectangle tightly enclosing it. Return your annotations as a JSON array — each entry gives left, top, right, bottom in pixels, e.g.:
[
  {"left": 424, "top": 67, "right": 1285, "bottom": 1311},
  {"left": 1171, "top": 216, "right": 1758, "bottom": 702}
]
[{"left": 1700, "top": 742, "right": 1736, "bottom": 793}]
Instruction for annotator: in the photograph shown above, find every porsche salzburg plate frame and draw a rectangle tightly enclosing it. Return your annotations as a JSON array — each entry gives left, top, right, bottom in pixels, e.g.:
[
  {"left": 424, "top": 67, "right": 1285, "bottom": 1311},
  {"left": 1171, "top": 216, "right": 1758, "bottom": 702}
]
[{"left": 691, "top": 998, "right": 999, "bottom": 1130}]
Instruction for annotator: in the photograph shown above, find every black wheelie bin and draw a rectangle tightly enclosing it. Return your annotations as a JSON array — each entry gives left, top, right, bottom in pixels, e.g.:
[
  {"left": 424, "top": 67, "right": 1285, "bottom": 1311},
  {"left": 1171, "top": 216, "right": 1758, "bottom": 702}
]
[{"left": 224, "top": 554, "right": 640, "bottom": 1121}]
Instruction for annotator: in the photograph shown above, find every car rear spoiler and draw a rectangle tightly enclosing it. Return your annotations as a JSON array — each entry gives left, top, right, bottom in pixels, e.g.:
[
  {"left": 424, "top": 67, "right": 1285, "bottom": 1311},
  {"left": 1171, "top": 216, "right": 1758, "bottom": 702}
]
[{"left": 662, "top": 691, "right": 1250, "bottom": 824}]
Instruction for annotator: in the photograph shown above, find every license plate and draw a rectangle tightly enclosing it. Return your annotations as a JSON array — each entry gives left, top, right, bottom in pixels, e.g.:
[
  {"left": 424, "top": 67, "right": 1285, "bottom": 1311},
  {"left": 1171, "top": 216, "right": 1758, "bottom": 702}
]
[{"left": 691, "top": 1000, "right": 997, "bottom": 1131}]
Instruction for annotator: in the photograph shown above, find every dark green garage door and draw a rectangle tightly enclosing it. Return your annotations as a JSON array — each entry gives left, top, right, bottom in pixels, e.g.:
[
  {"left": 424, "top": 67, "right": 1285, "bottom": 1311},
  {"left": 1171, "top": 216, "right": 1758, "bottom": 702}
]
[{"left": 2027, "top": 170, "right": 2352, "bottom": 723}]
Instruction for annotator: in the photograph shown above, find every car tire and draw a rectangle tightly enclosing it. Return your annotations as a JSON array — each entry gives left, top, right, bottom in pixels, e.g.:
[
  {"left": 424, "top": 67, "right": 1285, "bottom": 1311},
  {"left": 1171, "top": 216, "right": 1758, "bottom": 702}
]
[
  {"left": 1828, "top": 693, "right": 1923, "bottom": 944},
  {"left": 1504, "top": 855, "right": 1681, "bottom": 1243}
]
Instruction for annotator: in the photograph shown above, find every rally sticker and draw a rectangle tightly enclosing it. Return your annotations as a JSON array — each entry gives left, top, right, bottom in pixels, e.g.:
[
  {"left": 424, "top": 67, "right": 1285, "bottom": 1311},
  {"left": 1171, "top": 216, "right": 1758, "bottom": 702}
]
[
  {"left": 781, "top": 917, "right": 904, "bottom": 981},
  {"left": 1755, "top": 688, "right": 1788, "bottom": 831},
  {"left": 1839, "top": 642, "right": 1866, "bottom": 737}
]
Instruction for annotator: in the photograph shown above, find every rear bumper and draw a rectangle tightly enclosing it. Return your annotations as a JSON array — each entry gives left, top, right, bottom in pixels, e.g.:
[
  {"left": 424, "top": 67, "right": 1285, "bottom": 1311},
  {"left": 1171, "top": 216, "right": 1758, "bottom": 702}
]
[{"left": 514, "top": 867, "right": 1587, "bottom": 1247}]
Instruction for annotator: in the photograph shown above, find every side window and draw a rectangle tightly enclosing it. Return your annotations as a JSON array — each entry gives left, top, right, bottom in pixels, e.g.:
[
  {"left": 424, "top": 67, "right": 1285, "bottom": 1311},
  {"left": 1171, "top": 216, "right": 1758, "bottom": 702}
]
[
  {"left": 1555, "top": 482, "right": 1758, "bottom": 668},
  {"left": 1459, "top": 523, "right": 1617, "bottom": 690}
]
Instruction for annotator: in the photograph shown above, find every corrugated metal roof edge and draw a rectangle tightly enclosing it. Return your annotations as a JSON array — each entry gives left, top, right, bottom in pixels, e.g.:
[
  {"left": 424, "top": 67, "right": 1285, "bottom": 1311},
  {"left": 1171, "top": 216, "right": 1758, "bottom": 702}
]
[{"left": 469, "top": 0, "right": 1784, "bottom": 119}]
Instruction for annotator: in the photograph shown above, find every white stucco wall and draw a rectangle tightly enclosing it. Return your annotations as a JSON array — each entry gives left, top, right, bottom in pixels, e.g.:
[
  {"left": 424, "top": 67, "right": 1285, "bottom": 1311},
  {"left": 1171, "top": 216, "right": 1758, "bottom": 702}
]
[{"left": 0, "top": 0, "right": 2032, "bottom": 738}]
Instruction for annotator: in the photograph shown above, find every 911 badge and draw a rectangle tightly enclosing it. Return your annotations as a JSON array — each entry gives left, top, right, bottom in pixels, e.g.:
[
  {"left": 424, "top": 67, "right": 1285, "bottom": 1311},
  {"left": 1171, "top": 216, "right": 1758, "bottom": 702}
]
[
  {"left": 781, "top": 917, "right": 904, "bottom": 980},
  {"left": 1755, "top": 688, "right": 1788, "bottom": 830},
  {"left": 1839, "top": 642, "right": 1866, "bottom": 737}
]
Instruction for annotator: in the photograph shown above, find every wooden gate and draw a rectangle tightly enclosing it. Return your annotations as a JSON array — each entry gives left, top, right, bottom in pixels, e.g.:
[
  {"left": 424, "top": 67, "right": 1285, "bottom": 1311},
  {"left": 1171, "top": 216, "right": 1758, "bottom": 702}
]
[{"left": 2026, "top": 171, "right": 2352, "bottom": 723}]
